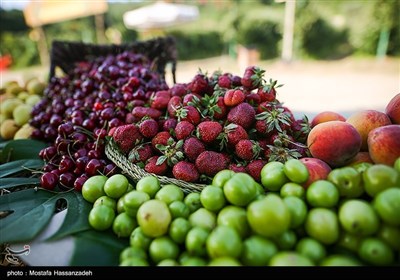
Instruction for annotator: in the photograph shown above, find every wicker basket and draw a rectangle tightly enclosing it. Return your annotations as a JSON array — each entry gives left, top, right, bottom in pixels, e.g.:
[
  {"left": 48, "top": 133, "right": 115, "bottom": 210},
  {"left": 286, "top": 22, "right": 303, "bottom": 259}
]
[
  {"left": 48, "top": 36, "right": 178, "bottom": 83},
  {"left": 105, "top": 139, "right": 207, "bottom": 194}
]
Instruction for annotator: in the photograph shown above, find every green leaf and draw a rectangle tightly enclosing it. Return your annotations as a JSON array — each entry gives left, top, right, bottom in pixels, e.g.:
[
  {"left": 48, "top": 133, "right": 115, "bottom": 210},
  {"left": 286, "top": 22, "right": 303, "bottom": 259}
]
[
  {"left": 70, "top": 230, "right": 129, "bottom": 266},
  {"left": 0, "top": 139, "right": 47, "bottom": 162},
  {"left": 0, "top": 159, "right": 44, "bottom": 178},
  {"left": 0, "top": 140, "right": 12, "bottom": 149},
  {"left": 0, "top": 177, "right": 40, "bottom": 189},
  {"left": 45, "top": 192, "right": 92, "bottom": 241},
  {"left": 0, "top": 188, "right": 57, "bottom": 243}
]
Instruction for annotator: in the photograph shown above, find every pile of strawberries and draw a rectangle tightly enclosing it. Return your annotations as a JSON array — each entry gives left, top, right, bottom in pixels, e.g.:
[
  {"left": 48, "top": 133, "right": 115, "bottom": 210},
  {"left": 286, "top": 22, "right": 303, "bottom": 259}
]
[{"left": 110, "top": 66, "right": 311, "bottom": 184}]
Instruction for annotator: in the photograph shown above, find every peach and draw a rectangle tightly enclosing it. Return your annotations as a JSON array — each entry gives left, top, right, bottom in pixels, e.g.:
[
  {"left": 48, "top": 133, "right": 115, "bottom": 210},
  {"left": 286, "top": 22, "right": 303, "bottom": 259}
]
[
  {"left": 385, "top": 93, "right": 400, "bottom": 124},
  {"left": 367, "top": 124, "right": 400, "bottom": 166},
  {"left": 307, "top": 121, "right": 362, "bottom": 168},
  {"left": 310, "top": 111, "right": 346, "bottom": 128},
  {"left": 346, "top": 109, "right": 392, "bottom": 151},
  {"left": 347, "top": 151, "right": 374, "bottom": 165},
  {"left": 299, "top": 157, "right": 332, "bottom": 188}
]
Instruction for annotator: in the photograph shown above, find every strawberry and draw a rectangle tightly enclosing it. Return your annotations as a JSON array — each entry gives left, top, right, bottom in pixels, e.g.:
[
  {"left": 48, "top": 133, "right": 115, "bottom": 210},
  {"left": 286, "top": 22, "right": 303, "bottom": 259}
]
[
  {"left": 188, "top": 72, "right": 211, "bottom": 94},
  {"left": 227, "top": 102, "right": 256, "bottom": 129},
  {"left": 183, "top": 137, "right": 206, "bottom": 162},
  {"left": 150, "top": 90, "right": 171, "bottom": 110},
  {"left": 167, "top": 95, "right": 182, "bottom": 118},
  {"left": 132, "top": 106, "right": 162, "bottom": 120},
  {"left": 183, "top": 93, "right": 202, "bottom": 106},
  {"left": 269, "top": 131, "right": 296, "bottom": 147},
  {"left": 224, "top": 89, "right": 245, "bottom": 107},
  {"left": 241, "top": 66, "right": 265, "bottom": 90},
  {"left": 255, "top": 105, "right": 292, "bottom": 134},
  {"left": 246, "top": 159, "right": 267, "bottom": 182},
  {"left": 218, "top": 123, "right": 249, "bottom": 150},
  {"left": 169, "top": 83, "right": 188, "bottom": 97},
  {"left": 175, "top": 105, "right": 201, "bottom": 125},
  {"left": 218, "top": 73, "right": 232, "bottom": 88},
  {"left": 151, "top": 131, "right": 172, "bottom": 151},
  {"left": 162, "top": 118, "right": 178, "bottom": 133},
  {"left": 196, "top": 121, "right": 223, "bottom": 144},
  {"left": 257, "top": 79, "right": 282, "bottom": 102},
  {"left": 213, "top": 96, "right": 228, "bottom": 120},
  {"left": 235, "top": 139, "right": 262, "bottom": 161},
  {"left": 154, "top": 138, "right": 185, "bottom": 166},
  {"left": 144, "top": 155, "right": 168, "bottom": 175},
  {"left": 175, "top": 121, "right": 195, "bottom": 140},
  {"left": 172, "top": 161, "right": 200, "bottom": 182},
  {"left": 139, "top": 118, "right": 159, "bottom": 138},
  {"left": 291, "top": 115, "right": 311, "bottom": 143},
  {"left": 245, "top": 93, "right": 262, "bottom": 107},
  {"left": 195, "top": 151, "right": 229, "bottom": 177},
  {"left": 229, "top": 163, "right": 247, "bottom": 173},
  {"left": 231, "top": 75, "right": 242, "bottom": 87},
  {"left": 128, "top": 143, "right": 154, "bottom": 165},
  {"left": 113, "top": 124, "right": 143, "bottom": 154}
]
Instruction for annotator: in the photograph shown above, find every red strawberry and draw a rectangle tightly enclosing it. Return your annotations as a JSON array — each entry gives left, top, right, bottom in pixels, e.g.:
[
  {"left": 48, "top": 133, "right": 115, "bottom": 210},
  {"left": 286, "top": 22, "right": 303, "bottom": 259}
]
[
  {"left": 139, "top": 118, "right": 159, "bottom": 138},
  {"left": 195, "top": 151, "right": 229, "bottom": 177},
  {"left": 167, "top": 95, "right": 182, "bottom": 117},
  {"left": 172, "top": 161, "right": 200, "bottom": 182},
  {"left": 128, "top": 143, "right": 154, "bottom": 164},
  {"left": 162, "top": 118, "right": 178, "bottom": 132},
  {"left": 255, "top": 105, "right": 292, "bottom": 134},
  {"left": 169, "top": 83, "right": 188, "bottom": 97},
  {"left": 176, "top": 105, "right": 201, "bottom": 125},
  {"left": 235, "top": 139, "right": 262, "bottom": 161},
  {"left": 257, "top": 79, "right": 282, "bottom": 102},
  {"left": 183, "top": 93, "right": 201, "bottom": 106},
  {"left": 229, "top": 163, "right": 247, "bottom": 173},
  {"left": 113, "top": 124, "right": 143, "bottom": 154},
  {"left": 188, "top": 73, "right": 210, "bottom": 94},
  {"left": 291, "top": 116, "right": 311, "bottom": 143},
  {"left": 245, "top": 93, "right": 262, "bottom": 106},
  {"left": 224, "top": 89, "right": 245, "bottom": 107},
  {"left": 246, "top": 159, "right": 267, "bottom": 182},
  {"left": 175, "top": 121, "right": 195, "bottom": 140},
  {"left": 241, "top": 66, "right": 265, "bottom": 90},
  {"left": 150, "top": 90, "right": 171, "bottom": 110},
  {"left": 196, "top": 121, "right": 223, "bottom": 144},
  {"left": 144, "top": 156, "right": 168, "bottom": 175},
  {"left": 132, "top": 106, "right": 162, "bottom": 120},
  {"left": 218, "top": 74, "right": 232, "bottom": 88},
  {"left": 183, "top": 137, "right": 206, "bottom": 162},
  {"left": 213, "top": 96, "right": 228, "bottom": 120},
  {"left": 151, "top": 131, "right": 172, "bottom": 151},
  {"left": 219, "top": 123, "right": 249, "bottom": 150},
  {"left": 227, "top": 102, "right": 256, "bottom": 129}
]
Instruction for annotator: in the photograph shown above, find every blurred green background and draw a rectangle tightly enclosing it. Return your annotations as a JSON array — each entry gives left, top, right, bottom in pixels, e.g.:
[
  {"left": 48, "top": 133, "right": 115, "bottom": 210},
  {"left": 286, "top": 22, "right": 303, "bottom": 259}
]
[{"left": 0, "top": 0, "right": 399, "bottom": 69}]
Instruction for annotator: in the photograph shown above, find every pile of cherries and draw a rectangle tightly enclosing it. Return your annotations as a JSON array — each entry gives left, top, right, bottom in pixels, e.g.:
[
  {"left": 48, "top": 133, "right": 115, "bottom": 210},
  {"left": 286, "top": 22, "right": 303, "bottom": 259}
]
[{"left": 30, "top": 51, "right": 169, "bottom": 191}]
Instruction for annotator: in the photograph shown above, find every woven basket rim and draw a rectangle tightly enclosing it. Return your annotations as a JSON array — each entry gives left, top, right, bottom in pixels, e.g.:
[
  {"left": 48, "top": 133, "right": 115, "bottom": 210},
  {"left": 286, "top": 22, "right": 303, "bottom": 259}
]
[{"left": 105, "top": 139, "right": 206, "bottom": 193}]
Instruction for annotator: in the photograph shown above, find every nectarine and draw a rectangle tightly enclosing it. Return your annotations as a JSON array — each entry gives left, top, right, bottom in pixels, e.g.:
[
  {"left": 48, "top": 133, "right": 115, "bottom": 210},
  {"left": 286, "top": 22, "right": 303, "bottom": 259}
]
[
  {"left": 311, "top": 111, "right": 346, "bottom": 128},
  {"left": 346, "top": 109, "right": 392, "bottom": 151},
  {"left": 368, "top": 124, "right": 400, "bottom": 166},
  {"left": 307, "top": 121, "right": 362, "bottom": 168},
  {"left": 385, "top": 94, "right": 400, "bottom": 124}
]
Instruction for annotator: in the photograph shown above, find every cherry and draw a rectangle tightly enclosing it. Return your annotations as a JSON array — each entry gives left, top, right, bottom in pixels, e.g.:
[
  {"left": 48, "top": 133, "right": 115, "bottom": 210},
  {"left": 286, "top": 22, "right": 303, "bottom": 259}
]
[{"left": 40, "top": 172, "right": 58, "bottom": 190}]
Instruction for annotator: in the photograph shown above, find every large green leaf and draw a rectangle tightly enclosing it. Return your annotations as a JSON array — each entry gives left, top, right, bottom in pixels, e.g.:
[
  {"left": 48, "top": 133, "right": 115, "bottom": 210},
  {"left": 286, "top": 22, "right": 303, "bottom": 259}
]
[
  {"left": 0, "top": 159, "right": 44, "bottom": 178},
  {"left": 70, "top": 230, "right": 129, "bottom": 266},
  {"left": 0, "top": 188, "right": 91, "bottom": 244},
  {"left": 0, "top": 139, "right": 47, "bottom": 162},
  {"left": 0, "top": 188, "right": 57, "bottom": 243},
  {"left": 45, "top": 191, "right": 92, "bottom": 241},
  {"left": 0, "top": 177, "right": 39, "bottom": 189}
]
